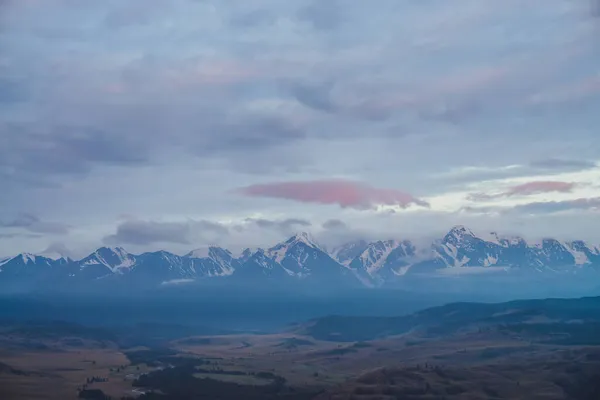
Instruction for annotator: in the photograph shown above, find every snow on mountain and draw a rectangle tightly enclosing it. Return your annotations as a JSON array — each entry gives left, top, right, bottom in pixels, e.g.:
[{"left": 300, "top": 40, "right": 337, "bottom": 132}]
[
  {"left": 562, "top": 240, "right": 600, "bottom": 266},
  {"left": 22, "top": 253, "right": 40, "bottom": 265},
  {"left": 234, "top": 248, "right": 260, "bottom": 263},
  {"left": 351, "top": 240, "right": 400, "bottom": 275},
  {"left": 233, "top": 249, "right": 291, "bottom": 280},
  {"left": 0, "top": 253, "right": 58, "bottom": 284},
  {"left": 129, "top": 251, "right": 194, "bottom": 282},
  {"left": 186, "top": 247, "right": 211, "bottom": 258},
  {"left": 266, "top": 233, "right": 355, "bottom": 283},
  {"left": 79, "top": 247, "right": 136, "bottom": 272},
  {"left": 0, "top": 253, "right": 59, "bottom": 269},
  {"left": 330, "top": 240, "right": 369, "bottom": 267},
  {"left": 267, "top": 232, "right": 323, "bottom": 265},
  {"left": 345, "top": 239, "right": 420, "bottom": 284},
  {"left": 185, "top": 246, "right": 239, "bottom": 277},
  {"left": 267, "top": 233, "right": 317, "bottom": 266},
  {"left": 2, "top": 226, "right": 600, "bottom": 291}
]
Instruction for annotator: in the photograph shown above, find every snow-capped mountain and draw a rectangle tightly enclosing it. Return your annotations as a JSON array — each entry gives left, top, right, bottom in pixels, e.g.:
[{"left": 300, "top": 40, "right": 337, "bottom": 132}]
[
  {"left": 185, "top": 246, "right": 240, "bottom": 277},
  {"left": 0, "top": 253, "right": 64, "bottom": 291},
  {"left": 2, "top": 226, "right": 600, "bottom": 292},
  {"left": 232, "top": 249, "right": 291, "bottom": 281},
  {"left": 235, "top": 248, "right": 259, "bottom": 263},
  {"left": 265, "top": 232, "right": 353, "bottom": 283},
  {"left": 0, "top": 253, "right": 57, "bottom": 273},
  {"left": 77, "top": 247, "right": 137, "bottom": 278},
  {"left": 330, "top": 240, "right": 369, "bottom": 266}
]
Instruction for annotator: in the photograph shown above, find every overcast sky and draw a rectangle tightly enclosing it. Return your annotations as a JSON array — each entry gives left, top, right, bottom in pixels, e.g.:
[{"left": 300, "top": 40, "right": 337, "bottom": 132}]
[{"left": 1, "top": 0, "right": 600, "bottom": 258}]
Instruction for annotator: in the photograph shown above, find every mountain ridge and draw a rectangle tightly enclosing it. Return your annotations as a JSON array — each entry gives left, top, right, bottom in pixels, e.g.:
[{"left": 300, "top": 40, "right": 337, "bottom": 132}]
[{"left": 1, "top": 227, "right": 600, "bottom": 292}]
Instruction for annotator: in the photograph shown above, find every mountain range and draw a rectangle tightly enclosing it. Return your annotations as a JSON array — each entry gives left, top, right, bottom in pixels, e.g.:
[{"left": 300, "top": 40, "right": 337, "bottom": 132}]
[{"left": 1, "top": 226, "right": 600, "bottom": 292}]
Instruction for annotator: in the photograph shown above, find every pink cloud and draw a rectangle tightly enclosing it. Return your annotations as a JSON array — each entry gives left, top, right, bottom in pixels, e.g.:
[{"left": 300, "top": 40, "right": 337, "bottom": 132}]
[
  {"left": 238, "top": 180, "right": 429, "bottom": 210},
  {"left": 505, "top": 181, "right": 576, "bottom": 196},
  {"left": 470, "top": 181, "right": 576, "bottom": 201}
]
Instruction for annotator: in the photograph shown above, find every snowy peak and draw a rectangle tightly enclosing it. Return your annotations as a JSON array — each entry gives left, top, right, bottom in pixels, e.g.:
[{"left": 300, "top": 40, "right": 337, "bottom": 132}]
[
  {"left": 0, "top": 253, "right": 56, "bottom": 274},
  {"left": 484, "top": 232, "right": 527, "bottom": 248},
  {"left": 266, "top": 233, "right": 346, "bottom": 279},
  {"left": 1, "top": 253, "right": 56, "bottom": 267},
  {"left": 330, "top": 240, "right": 369, "bottom": 266},
  {"left": 234, "top": 249, "right": 290, "bottom": 279},
  {"left": 3, "top": 224, "right": 600, "bottom": 291},
  {"left": 186, "top": 247, "right": 211, "bottom": 258},
  {"left": 443, "top": 225, "right": 476, "bottom": 245},
  {"left": 345, "top": 239, "right": 418, "bottom": 283},
  {"left": 352, "top": 240, "right": 399, "bottom": 275},
  {"left": 268, "top": 233, "right": 322, "bottom": 264},
  {"left": 183, "top": 246, "right": 237, "bottom": 277},
  {"left": 186, "top": 246, "right": 232, "bottom": 260},
  {"left": 235, "top": 248, "right": 260, "bottom": 263},
  {"left": 21, "top": 253, "right": 39, "bottom": 265},
  {"left": 80, "top": 246, "right": 136, "bottom": 271},
  {"left": 286, "top": 232, "right": 321, "bottom": 249}
]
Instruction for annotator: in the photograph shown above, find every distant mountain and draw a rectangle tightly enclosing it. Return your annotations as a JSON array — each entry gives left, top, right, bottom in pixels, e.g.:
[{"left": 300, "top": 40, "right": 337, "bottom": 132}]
[
  {"left": 297, "top": 295, "right": 600, "bottom": 342},
  {"left": 330, "top": 240, "right": 369, "bottom": 266},
  {"left": 185, "top": 247, "right": 240, "bottom": 277},
  {"left": 77, "top": 247, "right": 136, "bottom": 279},
  {"left": 1, "top": 226, "right": 600, "bottom": 292},
  {"left": 266, "top": 232, "right": 353, "bottom": 283},
  {"left": 233, "top": 249, "right": 291, "bottom": 282}
]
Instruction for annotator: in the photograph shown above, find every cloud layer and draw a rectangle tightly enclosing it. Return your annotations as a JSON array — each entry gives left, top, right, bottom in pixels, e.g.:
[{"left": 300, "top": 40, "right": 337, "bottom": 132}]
[
  {"left": 1, "top": 0, "right": 600, "bottom": 256},
  {"left": 239, "top": 180, "right": 429, "bottom": 210}
]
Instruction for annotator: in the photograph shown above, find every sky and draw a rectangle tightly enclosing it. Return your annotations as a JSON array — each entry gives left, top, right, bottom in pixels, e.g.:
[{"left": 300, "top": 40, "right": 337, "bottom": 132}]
[{"left": 1, "top": 0, "right": 600, "bottom": 258}]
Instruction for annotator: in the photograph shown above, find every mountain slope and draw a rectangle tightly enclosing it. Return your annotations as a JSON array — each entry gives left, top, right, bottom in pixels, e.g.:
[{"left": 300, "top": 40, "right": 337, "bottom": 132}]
[
  {"left": 185, "top": 247, "right": 240, "bottom": 277},
  {"left": 330, "top": 240, "right": 369, "bottom": 266},
  {"left": 2, "top": 226, "right": 600, "bottom": 292},
  {"left": 76, "top": 247, "right": 136, "bottom": 279},
  {"left": 232, "top": 249, "right": 291, "bottom": 282},
  {"left": 267, "top": 233, "right": 360, "bottom": 286},
  {"left": 297, "top": 295, "right": 600, "bottom": 342}
]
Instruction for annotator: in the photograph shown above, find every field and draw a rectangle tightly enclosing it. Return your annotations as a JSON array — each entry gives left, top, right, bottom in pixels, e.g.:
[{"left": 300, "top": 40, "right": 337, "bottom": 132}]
[
  {"left": 2, "top": 295, "right": 600, "bottom": 399},
  {"left": 2, "top": 328, "right": 599, "bottom": 399},
  {"left": 0, "top": 348, "right": 136, "bottom": 399}
]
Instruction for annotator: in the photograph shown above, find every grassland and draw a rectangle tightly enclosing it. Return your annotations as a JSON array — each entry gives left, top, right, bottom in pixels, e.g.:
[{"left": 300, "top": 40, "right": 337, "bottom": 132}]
[{"left": 2, "top": 295, "right": 600, "bottom": 399}]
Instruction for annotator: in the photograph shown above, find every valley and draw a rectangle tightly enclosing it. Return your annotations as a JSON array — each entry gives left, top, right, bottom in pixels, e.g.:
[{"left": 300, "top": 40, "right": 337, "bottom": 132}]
[{"left": 1, "top": 295, "right": 599, "bottom": 399}]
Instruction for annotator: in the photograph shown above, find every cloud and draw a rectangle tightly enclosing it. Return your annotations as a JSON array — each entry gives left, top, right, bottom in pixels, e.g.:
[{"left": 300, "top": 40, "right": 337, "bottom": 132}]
[
  {"left": 0, "top": 125, "right": 149, "bottom": 184},
  {"left": 529, "top": 158, "right": 598, "bottom": 170},
  {"left": 0, "top": 213, "right": 71, "bottom": 235},
  {"left": 103, "top": 0, "right": 168, "bottom": 29},
  {"left": 244, "top": 217, "right": 311, "bottom": 232},
  {"left": 591, "top": 0, "right": 600, "bottom": 17},
  {"left": 2, "top": 0, "right": 600, "bottom": 254},
  {"left": 297, "top": 0, "right": 342, "bottom": 31},
  {"left": 0, "top": 77, "right": 26, "bottom": 103},
  {"left": 505, "top": 181, "right": 576, "bottom": 196},
  {"left": 510, "top": 197, "right": 600, "bottom": 215},
  {"left": 40, "top": 242, "right": 74, "bottom": 258},
  {"left": 290, "top": 80, "right": 337, "bottom": 113},
  {"left": 322, "top": 219, "right": 348, "bottom": 230},
  {"left": 238, "top": 180, "right": 429, "bottom": 210},
  {"left": 103, "top": 218, "right": 229, "bottom": 246},
  {"left": 0, "top": 233, "right": 42, "bottom": 239},
  {"left": 470, "top": 181, "right": 577, "bottom": 201}
]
